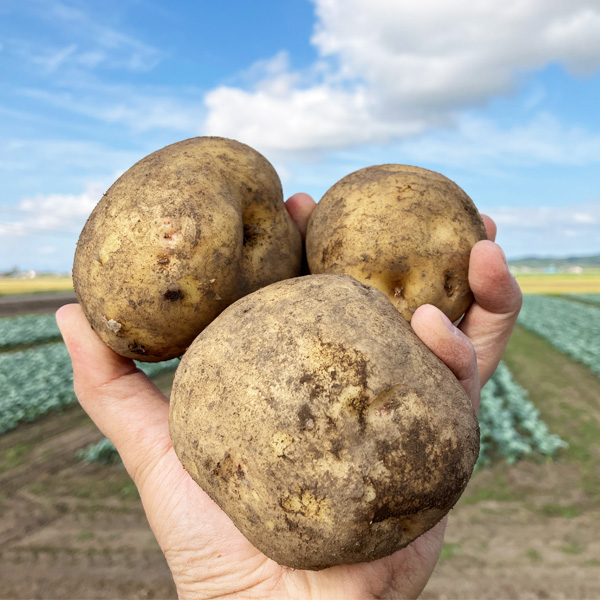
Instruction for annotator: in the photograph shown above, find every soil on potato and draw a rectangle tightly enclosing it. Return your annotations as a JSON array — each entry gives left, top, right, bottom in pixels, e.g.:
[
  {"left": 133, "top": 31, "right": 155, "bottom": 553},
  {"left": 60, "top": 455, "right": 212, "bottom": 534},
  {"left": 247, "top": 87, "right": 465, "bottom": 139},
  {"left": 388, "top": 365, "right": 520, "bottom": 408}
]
[{"left": 1, "top": 317, "right": 599, "bottom": 598}]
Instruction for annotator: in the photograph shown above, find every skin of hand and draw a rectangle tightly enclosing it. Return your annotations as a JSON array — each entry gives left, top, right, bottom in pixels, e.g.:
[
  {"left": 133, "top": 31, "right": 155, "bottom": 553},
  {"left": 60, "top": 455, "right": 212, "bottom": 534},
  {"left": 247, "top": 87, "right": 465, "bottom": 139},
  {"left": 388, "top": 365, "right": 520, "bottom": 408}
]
[{"left": 56, "top": 193, "right": 521, "bottom": 600}]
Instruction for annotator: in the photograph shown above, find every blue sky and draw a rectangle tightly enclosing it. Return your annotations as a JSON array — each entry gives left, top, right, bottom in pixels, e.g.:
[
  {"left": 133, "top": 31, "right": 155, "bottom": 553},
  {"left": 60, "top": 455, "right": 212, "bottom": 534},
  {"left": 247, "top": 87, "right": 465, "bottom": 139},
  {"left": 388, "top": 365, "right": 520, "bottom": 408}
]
[{"left": 1, "top": 0, "right": 599, "bottom": 272}]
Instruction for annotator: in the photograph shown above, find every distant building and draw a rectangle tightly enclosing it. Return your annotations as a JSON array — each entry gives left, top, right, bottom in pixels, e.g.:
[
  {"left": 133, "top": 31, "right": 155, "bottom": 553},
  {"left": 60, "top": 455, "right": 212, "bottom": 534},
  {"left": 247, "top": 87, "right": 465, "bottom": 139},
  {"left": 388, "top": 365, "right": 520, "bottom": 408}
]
[
  {"left": 544, "top": 266, "right": 558, "bottom": 274},
  {"left": 567, "top": 266, "right": 583, "bottom": 274}
]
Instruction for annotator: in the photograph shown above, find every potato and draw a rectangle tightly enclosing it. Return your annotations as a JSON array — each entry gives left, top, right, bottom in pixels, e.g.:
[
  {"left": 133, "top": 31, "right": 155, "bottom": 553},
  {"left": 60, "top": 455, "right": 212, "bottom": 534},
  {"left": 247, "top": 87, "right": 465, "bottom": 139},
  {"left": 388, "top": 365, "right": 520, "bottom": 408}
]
[
  {"left": 169, "top": 274, "right": 479, "bottom": 570},
  {"left": 306, "top": 165, "right": 487, "bottom": 322},
  {"left": 73, "top": 137, "right": 302, "bottom": 361}
]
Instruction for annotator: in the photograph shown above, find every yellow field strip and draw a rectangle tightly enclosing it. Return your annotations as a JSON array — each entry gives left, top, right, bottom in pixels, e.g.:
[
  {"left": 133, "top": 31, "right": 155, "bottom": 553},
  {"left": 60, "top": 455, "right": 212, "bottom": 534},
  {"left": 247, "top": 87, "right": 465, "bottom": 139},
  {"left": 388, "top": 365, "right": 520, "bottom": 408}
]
[
  {"left": 1, "top": 274, "right": 599, "bottom": 297},
  {"left": 0, "top": 277, "right": 74, "bottom": 296},
  {"left": 515, "top": 274, "right": 600, "bottom": 295}
]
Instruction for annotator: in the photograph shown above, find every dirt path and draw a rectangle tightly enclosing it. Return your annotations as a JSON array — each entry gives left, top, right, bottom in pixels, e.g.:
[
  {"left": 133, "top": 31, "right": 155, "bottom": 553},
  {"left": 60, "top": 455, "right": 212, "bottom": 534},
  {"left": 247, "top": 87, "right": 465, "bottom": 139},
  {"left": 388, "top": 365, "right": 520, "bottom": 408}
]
[{"left": 0, "top": 292, "right": 77, "bottom": 317}]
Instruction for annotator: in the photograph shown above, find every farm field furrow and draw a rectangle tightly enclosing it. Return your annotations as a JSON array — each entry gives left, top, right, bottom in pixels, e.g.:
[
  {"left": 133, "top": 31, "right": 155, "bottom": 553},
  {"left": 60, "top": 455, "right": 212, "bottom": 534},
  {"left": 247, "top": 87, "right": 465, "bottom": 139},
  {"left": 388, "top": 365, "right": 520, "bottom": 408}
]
[
  {"left": 477, "top": 361, "right": 565, "bottom": 468},
  {"left": 0, "top": 403, "right": 176, "bottom": 599},
  {"left": 562, "top": 293, "right": 600, "bottom": 307},
  {"left": 1, "top": 294, "right": 599, "bottom": 598}
]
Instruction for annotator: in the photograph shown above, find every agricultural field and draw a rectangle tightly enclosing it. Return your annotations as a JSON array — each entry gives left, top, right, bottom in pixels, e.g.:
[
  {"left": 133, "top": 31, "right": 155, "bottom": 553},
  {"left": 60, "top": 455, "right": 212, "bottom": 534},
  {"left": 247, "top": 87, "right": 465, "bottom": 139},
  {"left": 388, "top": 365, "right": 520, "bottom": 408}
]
[
  {"left": 0, "top": 292, "right": 599, "bottom": 598},
  {"left": 515, "top": 272, "right": 600, "bottom": 294},
  {"left": 0, "top": 276, "right": 73, "bottom": 296}
]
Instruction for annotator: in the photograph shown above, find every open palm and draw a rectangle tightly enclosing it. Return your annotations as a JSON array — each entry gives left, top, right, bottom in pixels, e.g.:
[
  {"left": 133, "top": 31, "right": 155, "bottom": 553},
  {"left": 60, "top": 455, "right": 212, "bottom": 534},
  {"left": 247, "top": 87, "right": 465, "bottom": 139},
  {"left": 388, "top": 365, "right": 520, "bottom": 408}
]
[{"left": 57, "top": 194, "right": 521, "bottom": 599}]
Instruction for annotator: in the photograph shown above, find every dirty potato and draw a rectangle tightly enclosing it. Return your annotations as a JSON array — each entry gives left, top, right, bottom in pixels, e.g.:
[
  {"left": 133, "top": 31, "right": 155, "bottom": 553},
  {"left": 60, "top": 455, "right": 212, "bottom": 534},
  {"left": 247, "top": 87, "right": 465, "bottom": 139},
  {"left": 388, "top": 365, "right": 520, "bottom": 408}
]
[
  {"left": 306, "top": 165, "right": 487, "bottom": 322},
  {"left": 169, "top": 274, "right": 480, "bottom": 570},
  {"left": 73, "top": 137, "right": 302, "bottom": 361}
]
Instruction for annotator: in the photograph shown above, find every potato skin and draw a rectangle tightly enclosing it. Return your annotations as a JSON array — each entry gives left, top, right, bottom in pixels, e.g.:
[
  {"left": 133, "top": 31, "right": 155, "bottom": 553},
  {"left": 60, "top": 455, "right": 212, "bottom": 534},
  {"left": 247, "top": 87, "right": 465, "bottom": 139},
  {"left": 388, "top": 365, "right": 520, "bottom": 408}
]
[
  {"left": 306, "top": 165, "right": 487, "bottom": 322},
  {"left": 169, "top": 274, "right": 479, "bottom": 570},
  {"left": 73, "top": 137, "right": 302, "bottom": 361}
]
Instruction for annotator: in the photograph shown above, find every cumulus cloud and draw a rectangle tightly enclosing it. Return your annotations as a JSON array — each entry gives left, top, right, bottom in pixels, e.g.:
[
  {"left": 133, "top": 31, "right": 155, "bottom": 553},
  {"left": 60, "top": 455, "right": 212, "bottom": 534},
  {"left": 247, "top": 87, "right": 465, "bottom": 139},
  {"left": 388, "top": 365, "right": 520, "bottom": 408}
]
[
  {"left": 204, "top": 0, "right": 600, "bottom": 153},
  {"left": 0, "top": 182, "right": 103, "bottom": 238}
]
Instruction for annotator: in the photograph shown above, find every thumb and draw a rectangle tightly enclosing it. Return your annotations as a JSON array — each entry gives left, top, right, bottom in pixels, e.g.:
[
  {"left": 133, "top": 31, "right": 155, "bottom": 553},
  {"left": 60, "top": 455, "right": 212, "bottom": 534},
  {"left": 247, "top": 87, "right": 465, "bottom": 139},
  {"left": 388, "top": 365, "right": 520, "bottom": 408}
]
[
  {"left": 411, "top": 304, "right": 481, "bottom": 414},
  {"left": 56, "top": 303, "right": 173, "bottom": 487}
]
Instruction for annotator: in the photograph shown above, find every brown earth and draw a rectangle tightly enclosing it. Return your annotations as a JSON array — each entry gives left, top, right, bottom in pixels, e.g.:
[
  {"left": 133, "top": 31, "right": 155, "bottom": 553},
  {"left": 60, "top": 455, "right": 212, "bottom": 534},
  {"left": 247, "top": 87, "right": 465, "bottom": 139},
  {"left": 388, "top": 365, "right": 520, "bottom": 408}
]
[
  {"left": 1, "top": 318, "right": 599, "bottom": 598},
  {"left": 423, "top": 324, "right": 600, "bottom": 599},
  {"left": 0, "top": 404, "right": 177, "bottom": 599},
  {"left": 0, "top": 292, "right": 78, "bottom": 317}
]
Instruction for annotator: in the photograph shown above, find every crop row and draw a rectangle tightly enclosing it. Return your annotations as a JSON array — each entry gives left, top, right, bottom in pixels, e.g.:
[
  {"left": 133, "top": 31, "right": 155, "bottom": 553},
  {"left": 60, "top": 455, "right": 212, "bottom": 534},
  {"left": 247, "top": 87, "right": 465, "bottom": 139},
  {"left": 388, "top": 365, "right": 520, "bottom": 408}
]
[
  {"left": 0, "top": 341, "right": 178, "bottom": 434},
  {"left": 77, "top": 360, "right": 566, "bottom": 469},
  {"left": 477, "top": 361, "right": 566, "bottom": 468},
  {"left": 563, "top": 293, "right": 600, "bottom": 306},
  {"left": 517, "top": 295, "right": 600, "bottom": 378},
  {"left": 0, "top": 305, "right": 570, "bottom": 470},
  {"left": 0, "top": 314, "right": 61, "bottom": 350}
]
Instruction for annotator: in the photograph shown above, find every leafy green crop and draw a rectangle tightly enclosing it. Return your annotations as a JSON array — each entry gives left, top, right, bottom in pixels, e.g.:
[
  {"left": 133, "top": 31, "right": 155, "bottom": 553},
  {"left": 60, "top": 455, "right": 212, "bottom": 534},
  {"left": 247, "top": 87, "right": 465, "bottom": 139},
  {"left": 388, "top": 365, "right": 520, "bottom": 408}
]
[
  {"left": 0, "top": 310, "right": 569, "bottom": 473},
  {"left": 0, "top": 314, "right": 61, "bottom": 350},
  {"left": 0, "top": 341, "right": 177, "bottom": 434},
  {"left": 78, "top": 437, "right": 121, "bottom": 465},
  {"left": 518, "top": 295, "right": 600, "bottom": 378},
  {"left": 564, "top": 294, "right": 600, "bottom": 306},
  {"left": 477, "top": 361, "right": 566, "bottom": 468}
]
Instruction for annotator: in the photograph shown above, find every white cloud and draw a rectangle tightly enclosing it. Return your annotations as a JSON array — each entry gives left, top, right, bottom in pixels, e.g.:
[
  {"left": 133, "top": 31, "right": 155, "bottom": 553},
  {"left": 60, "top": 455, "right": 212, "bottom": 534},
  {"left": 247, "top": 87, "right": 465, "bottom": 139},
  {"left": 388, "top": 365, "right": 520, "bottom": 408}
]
[
  {"left": 49, "top": 1, "right": 162, "bottom": 73},
  {"left": 7, "top": 2, "right": 161, "bottom": 77},
  {"left": 0, "top": 138, "right": 142, "bottom": 194},
  {"left": 0, "top": 182, "right": 104, "bottom": 238},
  {"left": 491, "top": 201, "right": 600, "bottom": 229},
  {"left": 31, "top": 43, "right": 78, "bottom": 74},
  {"left": 203, "top": 0, "right": 600, "bottom": 153}
]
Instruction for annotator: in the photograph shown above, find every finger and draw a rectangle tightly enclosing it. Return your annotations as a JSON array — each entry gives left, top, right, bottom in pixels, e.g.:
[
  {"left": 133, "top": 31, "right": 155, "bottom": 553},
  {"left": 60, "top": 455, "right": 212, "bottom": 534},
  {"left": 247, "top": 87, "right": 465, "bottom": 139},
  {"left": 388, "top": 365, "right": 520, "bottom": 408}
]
[
  {"left": 480, "top": 214, "right": 496, "bottom": 242},
  {"left": 411, "top": 304, "right": 481, "bottom": 413},
  {"left": 285, "top": 193, "right": 317, "bottom": 239},
  {"left": 460, "top": 240, "right": 523, "bottom": 385},
  {"left": 56, "top": 304, "right": 172, "bottom": 486}
]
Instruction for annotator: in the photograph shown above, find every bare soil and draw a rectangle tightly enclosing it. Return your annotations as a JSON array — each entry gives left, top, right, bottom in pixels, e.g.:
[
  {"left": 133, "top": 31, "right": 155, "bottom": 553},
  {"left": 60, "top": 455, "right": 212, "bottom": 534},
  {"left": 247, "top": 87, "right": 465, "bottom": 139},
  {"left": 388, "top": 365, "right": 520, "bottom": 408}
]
[
  {"left": 0, "top": 405, "right": 176, "bottom": 599},
  {"left": 1, "top": 322, "right": 599, "bottom": 599},
  {"left": 423, "top": 325, "right": 600, "bottom": 599},
  {"left": 0, "top": 292, "right": 77, "bottom": 317}
]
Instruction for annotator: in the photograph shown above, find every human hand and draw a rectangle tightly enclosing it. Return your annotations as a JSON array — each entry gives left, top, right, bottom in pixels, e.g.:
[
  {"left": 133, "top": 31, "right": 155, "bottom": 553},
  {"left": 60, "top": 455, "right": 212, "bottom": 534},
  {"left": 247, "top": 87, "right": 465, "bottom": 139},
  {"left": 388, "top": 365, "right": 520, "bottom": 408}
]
[{"left": 56, "top": 193, "right": 511, "bottom": 599}]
